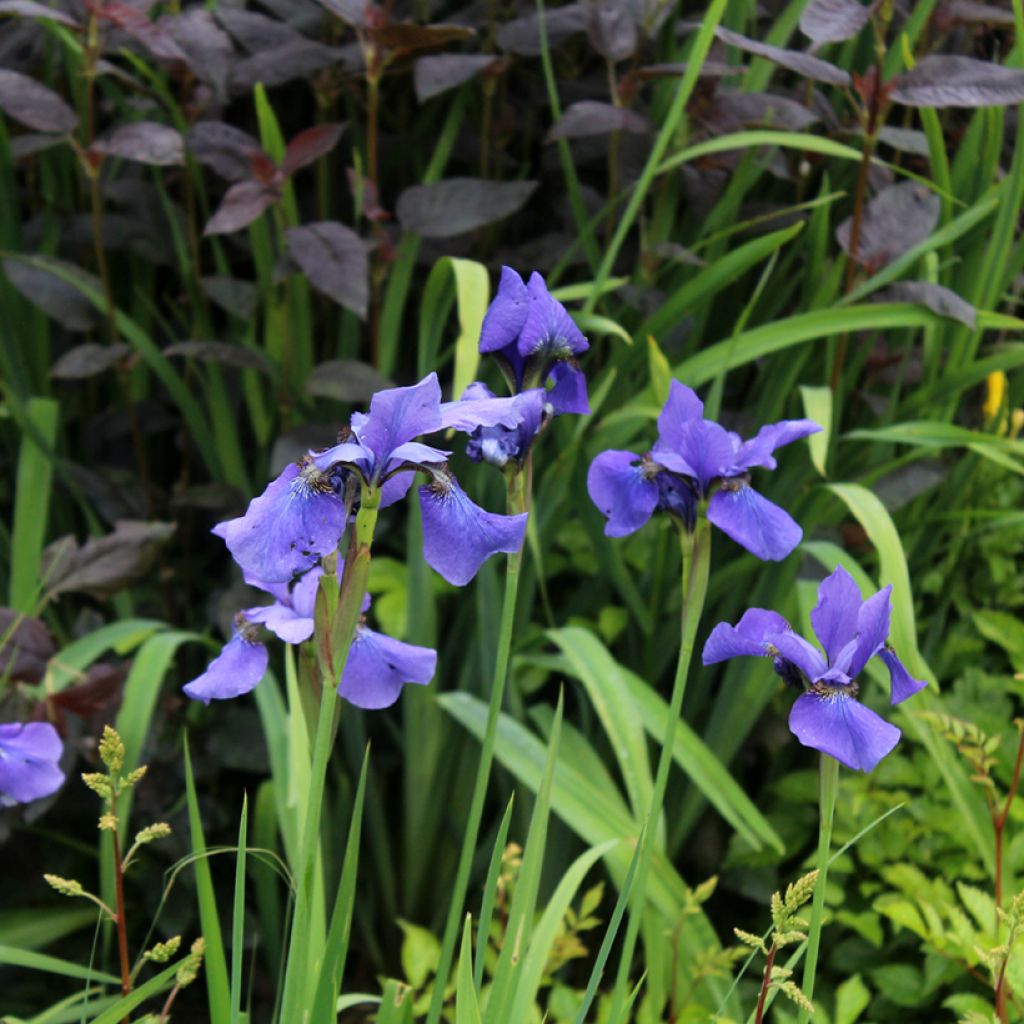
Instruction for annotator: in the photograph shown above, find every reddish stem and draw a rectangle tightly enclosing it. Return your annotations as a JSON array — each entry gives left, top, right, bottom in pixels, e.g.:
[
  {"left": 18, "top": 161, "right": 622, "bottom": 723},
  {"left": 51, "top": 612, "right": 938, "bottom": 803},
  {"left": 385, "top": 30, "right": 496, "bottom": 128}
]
[
  {"left": 993, "top": 731, "right": 1024, "bottom": 1023},
  {"left": 110, "top": 797, "right": 132, "bottom": 1024},
  {"left": 754, "top": 944, "right": 778, "bottom": 1024}
]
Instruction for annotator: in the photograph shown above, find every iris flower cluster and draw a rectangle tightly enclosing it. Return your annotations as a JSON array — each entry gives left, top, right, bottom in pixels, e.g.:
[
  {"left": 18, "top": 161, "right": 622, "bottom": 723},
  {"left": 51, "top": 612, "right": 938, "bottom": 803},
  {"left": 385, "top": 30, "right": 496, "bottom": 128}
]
[
  {"left": 587, "top": 380, "right": 821, "bottom": 561},
  {"left": 0, "top": 721, "right": 64, "bottom": 806},
  {"left": 703, "top": 566, "right": 927, "bottom": 771},
  {"left": 185, "top": 269, "right": 591, "bottom": 709}
]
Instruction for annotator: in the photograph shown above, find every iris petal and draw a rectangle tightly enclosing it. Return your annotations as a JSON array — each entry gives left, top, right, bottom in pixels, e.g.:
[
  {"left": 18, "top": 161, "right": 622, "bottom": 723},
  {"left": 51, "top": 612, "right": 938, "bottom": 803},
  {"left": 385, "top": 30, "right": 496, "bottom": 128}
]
[
  {"left": 772, "top": 631, "right": 829, "bottom": 681},
  {"left": 661, "top": 419, "right": 738, "bottom": 492},
  {"left": 213, "top": 462, "right": 347, "bottom": 583},
  {"left": 656, "top": 380, "right": 704, "bottom": 452},
  {"left": 0, "top": 722, "right": 65, "bottom": 804},
  {"left": 339, "top": 626, "right": 437, "bottom": 709},
  {"left": 702, "top": 608, "right": 793, "bottom": 664},
  {"left": 809, "top": 565, "right": 863, "bottom": 665},
  {"left": 587, "top": 450, "right": 659, "bottom": 538},
  {"left": 479, "top": 267, "right": 529, "bottom": 354},
  {"left": 788, "top": 689, "right": 901, "bottom": 772},
  {"left": 355, "top": 373, "right": 443, "bottom": 471},
  {"left": 707, "top": 485, "right": 803, "bottom": 561},
  {"left": 419, "top": 478, "right": 527, "bottom": 585},
  {"left": 517, "top": 272, "right": 589, "bottom": 359},
  {"left": 734, "top": 419, "right": 822, "bottom": 471},
  {"left": 183, "top": 631, "right": 268, "bottom": 704},
  {"left": 547, "top": 362, "right": 590, "bottom": 415},
  {"left": 849, "top": 585, "right": 892, "bottom": 678},
  {"left": 880, "top": 648, "right": 928, "bottom": 705}
]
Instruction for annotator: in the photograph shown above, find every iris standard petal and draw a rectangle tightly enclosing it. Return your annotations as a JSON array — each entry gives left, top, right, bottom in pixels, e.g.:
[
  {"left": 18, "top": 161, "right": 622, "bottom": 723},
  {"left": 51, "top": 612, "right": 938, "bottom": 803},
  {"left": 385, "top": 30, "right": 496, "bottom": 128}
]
[
  {"left": 547, "top": 361, "right": 590, "bottom": 415},
  {"left": 479, "top": 266, "right": 530, "bottom": 353},
  {"left": 517, "top": 272, "right": 589, "bottom": 359},
  {"left": 440, "top": 391, "right": 527, "bottom": 432},
  {"left": 656, "top": 380, "right": 704, "bottom": 452},
  {"left": 707, "top": 485, "right": 803, "bottom": 561},
  {"left": 734, "top": 419, "right": 822, "bottom": 471},
  {"left": 249, "top": 603, "right": 313, "bottom": 644},
  {"left": 789, "top": 689, "right": 901, "bottom": 772},
  {"left": 0, "top": 722, "right": 65, "bottom": 804},
  {"left": 587, "top": 450, "right": 660, "bottom": 538},
  {"left": 355, "top": 373, "right": 443, "bottom": 470},
  {"left": 214, "top": 462, "right": 348, "bottom": 583},
  {"left": 380, "top": 471, "right": 416, "bottom": 509},
  {"left": 338, "top": 626, "right": 437, "bottom": 709},
  {"left": 183, "top": 631, "right": 268, "bottom": 704},
  {"left": 880, "top": 648, "right": 928, "bottom": 704},
  {"left": 809, "top": 565, "right": 863, "bottom": 665},
  {"left": 849, "top": 585, "right": 892, "bottom": 678},
  {"left": 419, "top": 477, "right": 527, "bottom": 585},
  {"left": 771, "top": 631, "right": 829, "bottom": 681},
  {"left": 309, "top": 440, "right": 375, "bottom": 476},
  {"left": 385, "top": 441, "right": 450, "bottom": 475},
  {"left": 664, "top": 419, "right": 739, "bottom": 492},
  {"left": 702, "top": 608, "right": 793, "bottom": 664}
]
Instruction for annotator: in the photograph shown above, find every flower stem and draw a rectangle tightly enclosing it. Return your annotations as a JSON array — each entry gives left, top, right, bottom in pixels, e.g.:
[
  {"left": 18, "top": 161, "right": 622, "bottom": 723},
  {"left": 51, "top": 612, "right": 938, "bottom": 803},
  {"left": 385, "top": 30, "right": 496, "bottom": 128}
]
[
  {"left": 607, "top": 517, "right": 712, "bottom": 1022},
  {"left": 278, "top": 498, "right": 380, "bottom": 1020},
  {"left": 109, "top": 794, "right": 132, "bottom": 1024},
  {"left": 798, "top": 753, "right": 840, "bottom": 1022},
  {"left": 754, "top": 943, "right": 778, "bottom": 1024},
  {"left": 424, "top": 468, "right": 529, "bottom": 1024}
]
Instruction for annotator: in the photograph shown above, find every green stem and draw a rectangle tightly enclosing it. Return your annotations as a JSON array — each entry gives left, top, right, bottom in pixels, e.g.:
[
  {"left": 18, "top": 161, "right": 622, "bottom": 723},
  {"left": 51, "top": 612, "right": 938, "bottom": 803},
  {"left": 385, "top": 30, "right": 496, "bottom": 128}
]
[
  {"left": 278, "top": 497, "right": 380, "bottom": 1020},
  {"left": 608, "top": 517, "right": 712, "bottom": 1022},
  {"left": 798, "top": 753, "right": 840, "bottom": 1022},
  {"left": 425, "top": 468, "right": 529, "bottom": 1024}
]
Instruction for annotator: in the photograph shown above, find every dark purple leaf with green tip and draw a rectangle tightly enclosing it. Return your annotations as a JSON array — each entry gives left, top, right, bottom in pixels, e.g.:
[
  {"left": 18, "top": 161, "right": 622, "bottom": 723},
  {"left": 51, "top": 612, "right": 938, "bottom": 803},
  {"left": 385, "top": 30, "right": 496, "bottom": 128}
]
[
  {"left": 799, "top": 0, "right": 872, "bottom": 45},
  {"left": 547, "top": 100, "right": 651, "bottom": 141},
  {"left": 889, "top": 55, "right": 1024, "bottom": 108},
  {"left": 414, "top": 54, "right": 498, "bottom": 103},
  {"left": 0, "top": 608, "right": 54, "bottom": 683},
  {"left": 187, "top": 121, "right": 266, "bottom": 182},
  {"left": 203, "top": 180, "right": 279, "bottom": 236},
  {"left": 92, "top": 121, "right": 184, "bottom": 166},
  {"left": 587, "top": 1, "right": 637, "bottom": 62},
  {"left": 3, "top": 256, "right": 101, "bottom": 331},
  {"left": 836, "top": 182, "right": 940, "bottom": 269},
  {"left": 165, "top": 341, "right": 275, "bottom": 373},
  {"left": 305, "top": 359, "right": 392, "bottom": 401},
  {"left": 713, "top": 25, "right": 850, "bottom": 86},
  {"left": 0, "top": 0, "right": 79, "bottom": 28},
  {"left": 497, "top": 4, "right": 587, "bottom": 55},
  {"left": 0, "top": 69, "right": 77, "bottom": 133},
  {"left": 875, "top": 282, "right": 977, "bottom": 327},
  {"left": 285, "top": 221, "right": 369, "bottom": 318},
  {"left": 51, "top": 343, "right": 132, "bottom": 379},
  {"left": 396, "top": 178, "right": 538, "bottom": 237}
]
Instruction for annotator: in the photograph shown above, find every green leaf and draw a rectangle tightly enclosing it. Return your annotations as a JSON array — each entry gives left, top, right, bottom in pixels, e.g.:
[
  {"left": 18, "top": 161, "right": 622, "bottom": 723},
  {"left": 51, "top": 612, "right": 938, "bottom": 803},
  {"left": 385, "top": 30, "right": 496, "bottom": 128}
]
[
  {"left": 0, "top": 944, "right": 120, "bottom": 985},
  {"left": 376, "top": 979, "right": 415, "bottom": 1024},
  {"left": 973, "top": 609, "right": 1024, "bottom": 671},
  {"left": 0, "top": 907, "right": 96, "bottom": 951},
  {"left": 399, "top": 920, "right": 441, "bottom": 990},
  {"left": 88, "top": 958, "right": 184, "bottom": 1024},
  {"left": 456, "top": 917, "right": 483, "bottom": 1024},
  {"left": 799, "top": 385, "right": 832, "bottom": 478},
  {"left": 48, "top": 620, "right": 166, "bottom": 692},
  {"left": 474, "top": 796, "right": 515, "bottom": 990},
  {"left": 229, "top": 794, "right": 248, "bottom": 1024}
]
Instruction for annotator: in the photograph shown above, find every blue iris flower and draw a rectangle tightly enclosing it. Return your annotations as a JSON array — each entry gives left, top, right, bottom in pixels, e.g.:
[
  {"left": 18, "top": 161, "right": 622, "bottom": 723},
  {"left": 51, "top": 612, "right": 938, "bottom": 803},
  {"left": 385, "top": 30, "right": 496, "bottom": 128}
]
[
  {"left": 702, "top": 565, "right": 928, "bottom": 771},
  {"left": 0, "top": 722, "right": 64, "bottom": 805},
  {"left": 587, "top": 380, "right": 820, "bottom": 561}
]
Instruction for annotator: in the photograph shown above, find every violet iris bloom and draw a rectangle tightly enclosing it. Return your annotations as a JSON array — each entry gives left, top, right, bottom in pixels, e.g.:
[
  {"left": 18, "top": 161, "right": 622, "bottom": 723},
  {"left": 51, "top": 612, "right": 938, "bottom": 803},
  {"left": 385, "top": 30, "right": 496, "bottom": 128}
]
[
  {"left": 463, "top": 383, "right": 548, "bottom": 470},
  {"left": 183, "top": 567, "right": 437, "bottom": 710},
  {"left": 214, "top": 373, "right": 528, "bottom": 587},
  {"left": 702, "top": 566, "right": 928, "bottom": 772},
  {"left": 587, "top": 380, "right": 820, "bottom": 561},
  {"left": 0, "top": 721, "right": 64, "bottom": 805},
  {"left": 479, "top": 267, "right": 590, "bottom": 415}
]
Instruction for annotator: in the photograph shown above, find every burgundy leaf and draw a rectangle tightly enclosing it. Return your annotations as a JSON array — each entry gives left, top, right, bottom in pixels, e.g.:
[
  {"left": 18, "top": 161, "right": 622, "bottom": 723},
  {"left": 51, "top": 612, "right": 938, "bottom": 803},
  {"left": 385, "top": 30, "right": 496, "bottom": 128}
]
[
  {"left": 49, "top": 663, "right": 126, "bottom": 717},
  {"left": 587, "top": 1, "right": 637, "bottom": 62},
  {"left": 397, "top": 178, "right": 537, "bottom": 237},
  {"left": 165, "top": 340, "right": 274, "bottom": 373},
  {"left": 199, "top": 276, "right": 259, "bottom": 319},
  {"left": 370, "top": 22, "right": 475, "bottom": 54},
  {"left": 497, "top": 4, "right": 587, "bottom": 55},
  {"left": 285, "top": 221, "right": 369, "bottom": 318},
  {"left": 159, "top": 8, "right": 234, "bottom": 100},
  {"left": 941, "top": 0, "right": 1016, "bottom": 25},
  {"left": 188, "top": 121, "right": 266, "bottom": 182},
  {"left": 10, "top": 132, "right": 68, "bottom": 158},
  {"left": 100, "top": 3, "right": 190, "bottom": 62},
  {"left": 836, "top": 182, "right": 940, "bottom": 270},
  {"left": 876, "top": 125, "right": 930, "bottom": 156},
  {"left": 414, "top": 54, "right": 499, "bottom": 103},
  {"left": 216, "top": 5, "right": 302, "bottom": 51},
  {"left": 51, "top": 342, "right": 132, "bottom": 379},
  {"left": 876, "top": 281, "right": 977, "bottom": 328},
  {"left": 305, "top": 359, "right": 392, "bottom": 402},
  {"left": 204, "top": 180, "right": 279, "bottom": 236},
  {"left": 713, "top": 25, "right": 850, "bottom": 86},
  {"left": 42, "top": 521, "right": 176, "bottom": 599},
  {"left": 312, "top": 0, "right": 364, "bottom": 26},
  {"left": 634, "top": 60, "right": 743, "bottom": 80},
  {"left": 91, "top": 121, "right": 184, "bottom": 166},
  {"left": 347, "top": 167, "right": 388, "bottom": 221},
  {"left": 0, "top": 608, "right": 55, "bottom": 684},
  {"left": 3, "top": 256, "right": 101, "bottom": 331},
  {"left": 889, "top": 55, "right": 1024, "bottom": 108},
  {"left": 282, "top": 122, "right": 345, "bottom": 177},
  {"left": 706, "top": 92, "right": 820, "bottom": 133},
  {"left": 0, "top": 69, "right": 77, "bottom": 134},
  {"left": 0, "top": 0, "right": 80, "bottom": 28},
  {"left": 231, "top": 39, "right": 348, "bottom": 92},
  {"left": 799, "top": 0, "right": 872, "bottom": 45},
  {"left": 547, "top": 100, "right": 651, "bottom": 140}
]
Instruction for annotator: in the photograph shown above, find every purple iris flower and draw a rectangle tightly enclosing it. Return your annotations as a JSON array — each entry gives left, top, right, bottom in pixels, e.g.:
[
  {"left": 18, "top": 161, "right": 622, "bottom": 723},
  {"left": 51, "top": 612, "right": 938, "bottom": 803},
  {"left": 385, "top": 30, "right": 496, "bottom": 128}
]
[
  {"left": 183, "top": 566, "right": 437, "bottom": 710},
  {"left": 0, "top": 721, "right": 64, "bottom": 805},
  {"left": 213, "top": 373, "right": 529, "bottom": 587},
  {"left": 463, "top": 383, "right": 547, "bottom": 470},
  {"left": 702, "top": 566, "right": 928, "bottom": 772},
  {"left": 587, "top": 380, "right": 820, "bottom": 561},
  {"left": 479, "top": 267, "right": 590, "bottom": 415}
]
